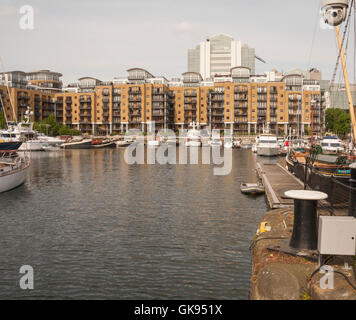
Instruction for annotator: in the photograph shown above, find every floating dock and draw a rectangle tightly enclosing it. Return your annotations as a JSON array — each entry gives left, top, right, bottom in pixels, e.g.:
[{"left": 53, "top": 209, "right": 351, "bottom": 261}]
[{"left": 256, "top": 162, "right": 304, "bottom": 209}]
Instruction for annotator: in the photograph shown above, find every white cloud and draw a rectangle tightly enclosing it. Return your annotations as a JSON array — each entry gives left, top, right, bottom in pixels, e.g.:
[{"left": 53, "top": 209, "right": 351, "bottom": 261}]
[{"left": 174, "top": 21, "right": 193, "bottom": 32}]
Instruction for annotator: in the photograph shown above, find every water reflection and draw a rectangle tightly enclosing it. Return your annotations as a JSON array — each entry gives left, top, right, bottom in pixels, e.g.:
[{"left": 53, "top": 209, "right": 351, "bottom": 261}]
[{"left": 0, "top": 149, "right": 267, "bottom": 299}]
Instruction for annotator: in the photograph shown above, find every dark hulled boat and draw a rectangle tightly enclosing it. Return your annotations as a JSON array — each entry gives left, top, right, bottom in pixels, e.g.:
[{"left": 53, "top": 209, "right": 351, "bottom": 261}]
[
  {"left": 0, "top": 141, "right": 22, "bottom": 151},
  {"left": 286, "top": 148, "right": 352, "bottom": 204}
]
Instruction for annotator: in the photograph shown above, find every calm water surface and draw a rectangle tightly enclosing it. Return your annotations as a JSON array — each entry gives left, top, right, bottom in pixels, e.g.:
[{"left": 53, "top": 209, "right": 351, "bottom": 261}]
[{"left": 0, "top": 148, "right": 269, "bottom": 299}]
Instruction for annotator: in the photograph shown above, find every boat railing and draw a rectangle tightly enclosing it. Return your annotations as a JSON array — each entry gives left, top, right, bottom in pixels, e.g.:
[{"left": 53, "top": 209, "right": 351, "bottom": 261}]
[{"left": 295, "top": 159, "right": 355, "bottom": 216}]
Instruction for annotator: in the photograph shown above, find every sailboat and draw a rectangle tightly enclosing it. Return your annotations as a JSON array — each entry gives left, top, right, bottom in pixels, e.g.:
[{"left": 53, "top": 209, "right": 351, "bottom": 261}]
[
  {"left": 0, "top": 60, "right": 30, "bottom": 192},
  {"left": 0, "top": 151, "right": 30, "bottom": 193}
]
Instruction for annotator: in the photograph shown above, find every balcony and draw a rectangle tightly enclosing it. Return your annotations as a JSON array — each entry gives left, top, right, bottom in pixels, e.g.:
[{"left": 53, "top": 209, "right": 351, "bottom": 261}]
[
  {"left": 152, "top": 97, "right": 164, "bottom": 102},
  {"left": 184, "top": 92, "right": 197, "bottom": 97},
  {"left": 234, "top": 88, "right": 248, "bottom": 93},
  {"left": 234, "top": 95, "right": 248, "bottom": 101},
  {"left": 211, "top": 96, "right": 224, "bottom": 102},
  {"left": 128, "top": 96, "right": 142, "bottom": 102},
  {"left": 184, "top": 98, "right": 197, "bottom": 104},
  {"left": 235, "top": 112, "right": 248, "bottom": 117},
  {"left": 128, "top": 90, "right": 141, "bottom": 95},
  {"left": 152, "top": 90, "right": 164, "bottom": 95},
  {"left": 80, "top": 106, "right": 91, "bottom": 110},
  {"left": 211, "top": 104, "right": 224, "bottom": 109},
  {"left": 79, "top": 97, "right": 91, "bottom": 103}
]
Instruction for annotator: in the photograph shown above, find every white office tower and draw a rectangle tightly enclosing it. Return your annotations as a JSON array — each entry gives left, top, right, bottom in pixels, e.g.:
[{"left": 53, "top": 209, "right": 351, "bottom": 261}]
[{"left": 187, "top": 34, "right": 256, "bottom": 79}]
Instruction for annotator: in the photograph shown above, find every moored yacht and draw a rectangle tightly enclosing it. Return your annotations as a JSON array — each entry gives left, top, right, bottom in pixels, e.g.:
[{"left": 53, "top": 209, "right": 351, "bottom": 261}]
[
  {"left": 256, "top": 134, "right": 279, "bottom": 156},
  {"left": 321, "top": 136, "right": 345, "bottom": 155},
  {"left": 0, "top": 121, "right": 45, "bottom": 151},
  {"left": 185, "top": 122, "right": 202, "bottom": 147},
  {"left": 60, "top": 139, "right": 93, "bottom": 149}
]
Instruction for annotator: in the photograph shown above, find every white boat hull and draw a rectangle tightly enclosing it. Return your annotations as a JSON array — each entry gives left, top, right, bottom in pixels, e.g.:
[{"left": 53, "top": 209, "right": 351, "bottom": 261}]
[
  {"left": 19, "top": 141, "right": 45, "bottom": 151},
  {"left": 257, "top": 146, "right": 280, "bottom": 156},
  {"left": 0, "top": 164, "right": 29, "bottom": 193},
  {"left": 148, "top": 141, "right": 160, "bottom": 147},
  {"left": 116, "top": 141, "right": 132, "bottom": 148},
  {"left": 185, "top": 141, "right": 202, "bottom": 147}
]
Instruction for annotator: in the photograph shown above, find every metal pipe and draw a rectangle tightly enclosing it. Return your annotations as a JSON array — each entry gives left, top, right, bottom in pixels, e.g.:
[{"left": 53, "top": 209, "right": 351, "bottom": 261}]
[
  {"left": 335, "top": 26, "right": 356, "bottom": 144},
  {"left": 349, "top": 163, "right": 356, "bottom": 217}
]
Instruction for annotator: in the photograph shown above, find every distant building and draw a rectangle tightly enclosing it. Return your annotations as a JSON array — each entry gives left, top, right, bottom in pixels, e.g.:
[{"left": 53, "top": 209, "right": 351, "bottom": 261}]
[
  {"left": 308, "top": 68, "right": 322, "bottom": 81},
  {"left": 327, "top": 86, "right": 356, "bottom": 111},
  {"left": 187, "top": 34, "right": 256, "bottom": 79},
  {"left": 0, "top": 66, "right": 323, "bottom": 136},
  {"left": 26, "top": 70, "right": 63, "bottom": 90}
]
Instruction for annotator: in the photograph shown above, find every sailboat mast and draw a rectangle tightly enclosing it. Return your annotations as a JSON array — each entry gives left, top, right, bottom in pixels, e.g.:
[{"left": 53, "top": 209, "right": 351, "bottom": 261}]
[
  {"left": 335, "top": 25, "right": 356, "bottom": 143},
  {"left": 0, "top": 91, "right": 9, "bottom": 128},
  {"left": 0, "top": 57, "right": 17, "bottom": 123}
]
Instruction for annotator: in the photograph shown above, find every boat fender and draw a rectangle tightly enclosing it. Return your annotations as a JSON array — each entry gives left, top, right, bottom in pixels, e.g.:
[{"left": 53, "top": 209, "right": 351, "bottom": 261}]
[{"left": 257, "top": 222, "right": 271, "bottom": 235}]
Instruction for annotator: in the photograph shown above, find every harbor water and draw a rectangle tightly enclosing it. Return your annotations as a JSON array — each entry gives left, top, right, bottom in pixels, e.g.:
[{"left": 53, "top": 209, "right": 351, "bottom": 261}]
[{"left": 0, "top": 148, "right": 268, "bottom": 299}]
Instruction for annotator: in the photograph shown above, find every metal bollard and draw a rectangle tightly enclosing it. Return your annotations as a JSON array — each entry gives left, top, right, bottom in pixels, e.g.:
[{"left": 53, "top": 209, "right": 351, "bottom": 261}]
[
  {"left": 349, "top": 163, "right": 356, "bottom": 218},
  {"left": 285, "top": 190, "right": 328, "bottom": 251}
]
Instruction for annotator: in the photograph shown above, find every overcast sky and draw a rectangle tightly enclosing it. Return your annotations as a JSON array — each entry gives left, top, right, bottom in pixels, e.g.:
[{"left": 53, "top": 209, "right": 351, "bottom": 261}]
[{"left": 0, "top": 0, "right": 355, "bottom": 84}]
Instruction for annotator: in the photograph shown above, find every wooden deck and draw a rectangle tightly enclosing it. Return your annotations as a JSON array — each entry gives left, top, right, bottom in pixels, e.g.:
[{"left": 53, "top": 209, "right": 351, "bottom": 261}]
[{"left": 256, "top": 162, "right": 304, "bottom": 209}]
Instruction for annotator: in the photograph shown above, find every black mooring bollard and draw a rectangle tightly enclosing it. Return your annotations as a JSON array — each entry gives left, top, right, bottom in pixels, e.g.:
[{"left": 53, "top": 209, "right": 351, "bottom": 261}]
[
  {"left": 349, "top": 163, "right": 356, "bottom": 218},
  {"left": 285, "top": 190, "right": 328, "bottom": 251}
]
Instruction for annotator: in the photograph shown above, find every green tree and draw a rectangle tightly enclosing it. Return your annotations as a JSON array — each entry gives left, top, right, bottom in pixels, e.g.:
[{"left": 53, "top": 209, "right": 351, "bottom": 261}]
[
  {"left": 325, "top": 108, "right": 351, "bottom": 137},
  {"left": 34, "top": 114, "right": 81, "bottom": 137}
]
